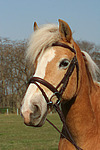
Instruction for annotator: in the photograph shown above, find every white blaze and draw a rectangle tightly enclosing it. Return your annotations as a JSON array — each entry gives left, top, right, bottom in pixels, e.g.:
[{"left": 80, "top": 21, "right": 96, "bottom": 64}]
[
  {"left": 22, "top": 48, "right": 55, "bottom": 114},
  {"left": 34, "top": 47, "right": 55, "bottom": 78}
]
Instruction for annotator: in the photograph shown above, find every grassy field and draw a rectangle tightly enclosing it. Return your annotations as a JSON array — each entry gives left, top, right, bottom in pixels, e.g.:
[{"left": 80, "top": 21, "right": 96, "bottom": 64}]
[{"left": 0, "top": 113, "right": 62, "bottom": 150}]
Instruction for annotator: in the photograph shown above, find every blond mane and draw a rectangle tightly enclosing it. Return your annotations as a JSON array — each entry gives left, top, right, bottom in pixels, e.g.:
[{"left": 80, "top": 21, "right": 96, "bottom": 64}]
[
  {"left": 82, "top": 51, "right": 100, "bottom": 81},
  {"left": 26, "top": 24, "right": 60, "bottom": 64}
]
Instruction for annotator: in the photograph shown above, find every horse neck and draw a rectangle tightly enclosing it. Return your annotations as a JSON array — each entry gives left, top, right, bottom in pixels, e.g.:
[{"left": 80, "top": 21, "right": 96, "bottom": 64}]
[{"left": 63, "top": 50, "right": 97, "bottom": 144}]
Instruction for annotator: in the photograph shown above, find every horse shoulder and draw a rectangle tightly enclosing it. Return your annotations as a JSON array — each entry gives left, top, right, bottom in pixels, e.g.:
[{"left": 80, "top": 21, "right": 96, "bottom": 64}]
[
  {"left": 58, "top": 138, "right": 75, "bottom": 150},
  {"left": 90, "top": 81, "right": 100, "bottom": 128}
]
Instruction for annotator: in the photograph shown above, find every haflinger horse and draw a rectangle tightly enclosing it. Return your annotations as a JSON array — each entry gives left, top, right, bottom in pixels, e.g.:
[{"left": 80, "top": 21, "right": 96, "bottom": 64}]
[{"left": 21, "top": 19, "right": 100, "bottom": 150}]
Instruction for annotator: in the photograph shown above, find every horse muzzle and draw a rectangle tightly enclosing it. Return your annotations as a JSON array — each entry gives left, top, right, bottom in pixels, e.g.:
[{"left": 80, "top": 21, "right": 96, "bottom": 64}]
[{"left": 21, "top": 99, "right": 47, "bottom": 127}]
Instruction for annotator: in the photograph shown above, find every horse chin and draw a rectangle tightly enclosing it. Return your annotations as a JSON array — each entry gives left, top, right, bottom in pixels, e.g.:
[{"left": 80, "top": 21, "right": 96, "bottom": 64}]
[{"left": 33, "top": 118, "right": 46, "bottom": 127}]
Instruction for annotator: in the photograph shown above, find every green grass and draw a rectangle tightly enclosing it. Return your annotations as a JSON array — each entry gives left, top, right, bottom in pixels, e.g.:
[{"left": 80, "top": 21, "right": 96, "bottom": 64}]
[{"left": 0, "top": 113, "right": 62, "bottom": 150}]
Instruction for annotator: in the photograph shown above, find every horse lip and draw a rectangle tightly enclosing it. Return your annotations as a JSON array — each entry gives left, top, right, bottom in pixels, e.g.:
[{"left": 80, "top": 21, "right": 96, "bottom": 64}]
[
  {"left": 29, "top": 110, "right": 47, "bottom": 127},
  {"left": 24, "top": 121, "right": 42, "bottom": 127}
]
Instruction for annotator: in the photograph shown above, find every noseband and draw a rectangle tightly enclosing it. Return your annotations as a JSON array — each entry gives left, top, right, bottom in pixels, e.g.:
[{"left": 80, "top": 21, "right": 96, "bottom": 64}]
[{"left": 28, "top": 42, "right": 82, "bottom": 150}]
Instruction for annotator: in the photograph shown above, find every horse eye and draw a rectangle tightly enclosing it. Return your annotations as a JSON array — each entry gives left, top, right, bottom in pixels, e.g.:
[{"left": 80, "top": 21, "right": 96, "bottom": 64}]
[{"left": 59, "top": 59, "right": 69, "bottom": 69}]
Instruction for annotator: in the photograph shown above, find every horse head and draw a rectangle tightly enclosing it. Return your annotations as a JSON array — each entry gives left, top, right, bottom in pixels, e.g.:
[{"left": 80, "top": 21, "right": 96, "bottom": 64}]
[{"left": 21, "top": 19, "right": 81, "bottom": 126}]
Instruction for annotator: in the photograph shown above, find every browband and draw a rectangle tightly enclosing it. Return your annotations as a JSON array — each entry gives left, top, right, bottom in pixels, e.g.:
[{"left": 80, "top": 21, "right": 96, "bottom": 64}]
[{"left": 52, "top": 42, "right": 76, "bottom": 54}]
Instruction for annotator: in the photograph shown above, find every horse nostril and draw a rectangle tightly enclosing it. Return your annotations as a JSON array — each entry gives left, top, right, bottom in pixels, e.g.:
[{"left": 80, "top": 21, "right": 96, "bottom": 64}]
[{"left": 30, "top": 105, "right": 41, "bottom": 120}]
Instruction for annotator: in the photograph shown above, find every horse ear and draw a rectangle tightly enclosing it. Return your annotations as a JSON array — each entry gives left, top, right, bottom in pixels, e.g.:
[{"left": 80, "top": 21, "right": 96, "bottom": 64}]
[
  {"left": 34, "top": 22, "right": 39, "bottom": 31},
  {"left": 58, "top": 19, "right": 72, "bottom": 43}
]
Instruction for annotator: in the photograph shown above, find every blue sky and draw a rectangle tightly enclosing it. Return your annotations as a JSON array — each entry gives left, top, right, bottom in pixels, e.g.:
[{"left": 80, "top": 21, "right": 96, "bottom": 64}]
[{"left": 0, "top": 0, "right": 100, "bottom": 45}]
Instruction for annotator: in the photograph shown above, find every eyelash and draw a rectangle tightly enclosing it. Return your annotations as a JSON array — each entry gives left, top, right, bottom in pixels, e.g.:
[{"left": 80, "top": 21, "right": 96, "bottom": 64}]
[{"left": 59, "top": 59, "right": 69, "bottom": 69}]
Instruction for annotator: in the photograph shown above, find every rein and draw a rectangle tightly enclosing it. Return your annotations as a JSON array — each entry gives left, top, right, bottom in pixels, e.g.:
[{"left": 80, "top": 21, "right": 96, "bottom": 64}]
[{"left": 28, "top": 42, "right": 82, "bottom": 150}]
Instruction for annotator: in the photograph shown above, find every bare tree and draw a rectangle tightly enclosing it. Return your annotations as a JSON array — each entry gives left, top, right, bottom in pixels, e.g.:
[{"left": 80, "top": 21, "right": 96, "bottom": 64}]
[{"left": 0, "top": 38, "right": 33, "bottom": 112}]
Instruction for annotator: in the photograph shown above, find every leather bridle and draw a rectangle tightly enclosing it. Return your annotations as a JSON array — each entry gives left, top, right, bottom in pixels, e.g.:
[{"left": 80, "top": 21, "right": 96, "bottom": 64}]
[{"left": 28, "top": 42, "right": 82, "bottom": 150}]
